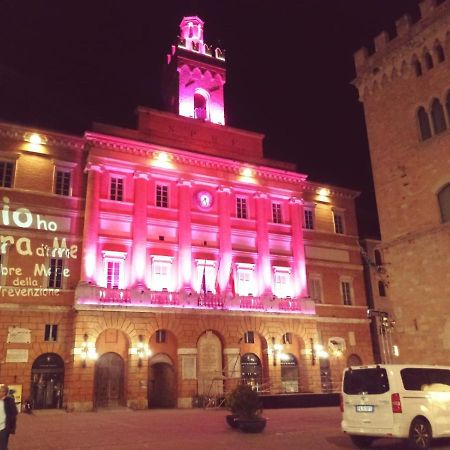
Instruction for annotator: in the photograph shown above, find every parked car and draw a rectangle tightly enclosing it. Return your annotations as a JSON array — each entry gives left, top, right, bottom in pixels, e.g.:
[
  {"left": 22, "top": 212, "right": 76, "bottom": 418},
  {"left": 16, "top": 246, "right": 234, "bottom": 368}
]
[{"left": 341, "top": 364, "right": 450, "bottom": 449}]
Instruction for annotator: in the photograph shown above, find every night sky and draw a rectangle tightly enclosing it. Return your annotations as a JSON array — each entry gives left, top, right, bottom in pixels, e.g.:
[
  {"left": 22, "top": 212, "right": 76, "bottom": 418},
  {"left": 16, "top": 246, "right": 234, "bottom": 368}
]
[{"left": 0, "top": 0, "right": 424, "bottom": 238}]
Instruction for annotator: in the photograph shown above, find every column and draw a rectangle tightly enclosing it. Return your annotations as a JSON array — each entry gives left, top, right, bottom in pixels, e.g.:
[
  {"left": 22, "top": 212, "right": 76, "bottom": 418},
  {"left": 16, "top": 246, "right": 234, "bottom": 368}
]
[
  {"left": 217, "top": 186, "right": 232, "bottom": 290},
  {"left": 177, "top": 179, "right": 192, "bottom": 292},
  {"left": 289, "top": 197, "right": 307, "bottom": 297},
  {"left": 131, "top": 172, "right": 149, "bottom": 287},
  {"left": 81, "top": 163, "right": 102, "bottom": 283},
  {"left": 255, "top": 192, "right": 271, "bottom": 296}
]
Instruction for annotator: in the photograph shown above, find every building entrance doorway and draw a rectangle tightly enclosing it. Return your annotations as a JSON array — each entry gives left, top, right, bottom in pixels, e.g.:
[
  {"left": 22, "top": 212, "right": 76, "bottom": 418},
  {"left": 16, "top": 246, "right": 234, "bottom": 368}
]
[
  {"left": 319, "top": 357, "right": 333, "bottom": 393},
  {"left": 31, "top": 353, "right": 64, "bottom": 409},
  {"left": 241, "top": 353, "right": 262, "bottom": 391},
  {"left": 281, "top": 353, "right": 299, "bottom": 392},
  {"left": 94, "top": 352, "right": 124, "bottom": 408},
  {"left": 148, "top": 355, "right": 176, "bottom": 408}
]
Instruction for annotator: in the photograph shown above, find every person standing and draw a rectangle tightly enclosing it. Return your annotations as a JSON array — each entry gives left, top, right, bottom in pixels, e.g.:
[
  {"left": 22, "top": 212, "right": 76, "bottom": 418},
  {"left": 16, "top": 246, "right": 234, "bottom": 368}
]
[{"left": 0, "top": 384, "right": 17, "bottom": 450}]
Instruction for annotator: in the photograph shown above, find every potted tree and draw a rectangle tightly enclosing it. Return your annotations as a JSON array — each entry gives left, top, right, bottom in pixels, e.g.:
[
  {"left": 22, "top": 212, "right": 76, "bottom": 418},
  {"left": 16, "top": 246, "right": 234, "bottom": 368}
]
[{"left": 226, "top": 384, "right": 267, "bottom": 433}]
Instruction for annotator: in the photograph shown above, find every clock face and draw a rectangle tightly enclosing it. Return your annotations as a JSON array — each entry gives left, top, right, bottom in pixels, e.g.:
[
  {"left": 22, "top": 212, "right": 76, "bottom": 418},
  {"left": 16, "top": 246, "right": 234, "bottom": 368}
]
[{"left": 197, "top": 191, "right": 213, "bottom": 209}]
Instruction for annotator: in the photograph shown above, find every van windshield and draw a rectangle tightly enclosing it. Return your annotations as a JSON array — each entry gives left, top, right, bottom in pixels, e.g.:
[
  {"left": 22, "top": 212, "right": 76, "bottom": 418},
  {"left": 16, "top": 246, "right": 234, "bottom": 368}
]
[{"left": 343, "top": 368, "right": 389, "bottom": 395}]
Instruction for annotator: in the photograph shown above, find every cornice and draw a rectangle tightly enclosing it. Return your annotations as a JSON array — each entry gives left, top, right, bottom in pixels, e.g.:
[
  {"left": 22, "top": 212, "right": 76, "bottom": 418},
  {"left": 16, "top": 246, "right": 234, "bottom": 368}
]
[
  {"left": 0, "top": 122, "right": 84, "bottom": 151},
  {"left": 85, "top": 132, "right": 308, "bottom": 186}
]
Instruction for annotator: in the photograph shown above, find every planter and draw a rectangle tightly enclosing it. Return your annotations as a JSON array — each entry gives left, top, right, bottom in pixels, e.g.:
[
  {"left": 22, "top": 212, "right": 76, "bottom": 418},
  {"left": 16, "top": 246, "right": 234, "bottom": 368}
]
[
  {"left": 237, "top": 416, "right": 267, "bottom": 433},
  {"left": 226, "top": 414, "right": 240, "bottom": 429}
]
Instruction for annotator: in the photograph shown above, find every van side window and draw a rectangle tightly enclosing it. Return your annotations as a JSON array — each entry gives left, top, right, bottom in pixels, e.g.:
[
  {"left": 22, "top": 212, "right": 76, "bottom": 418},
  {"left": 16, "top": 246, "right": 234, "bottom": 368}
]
[{"left": 401, "top": 368, "right": 450, "bottom": 390}]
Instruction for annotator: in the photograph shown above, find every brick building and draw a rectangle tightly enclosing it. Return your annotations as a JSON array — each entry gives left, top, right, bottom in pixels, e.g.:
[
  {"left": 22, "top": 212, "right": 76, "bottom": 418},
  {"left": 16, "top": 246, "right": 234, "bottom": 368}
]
[
  {"left": 353, "top": 0, "right": 450, "bottom": 364},
  {"left": 0, "top": 16, "right": 373, "bottom": 411}
]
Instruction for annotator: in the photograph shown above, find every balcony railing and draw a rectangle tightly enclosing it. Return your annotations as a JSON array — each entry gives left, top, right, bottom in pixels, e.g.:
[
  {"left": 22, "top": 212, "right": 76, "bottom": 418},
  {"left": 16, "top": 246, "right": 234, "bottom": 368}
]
[{"left": 75, "top": 283, "right": 316, "bottom": 315}]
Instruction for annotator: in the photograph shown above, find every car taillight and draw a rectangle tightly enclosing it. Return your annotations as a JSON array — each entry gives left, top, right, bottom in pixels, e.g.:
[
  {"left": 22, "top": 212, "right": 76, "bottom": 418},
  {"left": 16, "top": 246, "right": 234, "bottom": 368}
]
[
  {"left": 339, "top": 393, "right": 344, "bottom": 412},
  {"left": 391, "top": 393, "right": 402, "bottom": 413}
]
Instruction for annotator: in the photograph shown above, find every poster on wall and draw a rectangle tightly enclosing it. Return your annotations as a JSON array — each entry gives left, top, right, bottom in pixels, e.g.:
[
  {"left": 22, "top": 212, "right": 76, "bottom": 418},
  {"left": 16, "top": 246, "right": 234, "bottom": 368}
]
[{"left": 8, "top": 384, "right": 22, "bottom": 411}]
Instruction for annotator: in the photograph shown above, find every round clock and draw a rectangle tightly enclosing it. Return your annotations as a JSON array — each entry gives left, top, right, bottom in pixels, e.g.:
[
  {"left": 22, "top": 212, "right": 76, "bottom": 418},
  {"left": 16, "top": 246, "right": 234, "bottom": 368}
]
[{"left": 197, "top": 190, "right": 213, "bottom": 209}]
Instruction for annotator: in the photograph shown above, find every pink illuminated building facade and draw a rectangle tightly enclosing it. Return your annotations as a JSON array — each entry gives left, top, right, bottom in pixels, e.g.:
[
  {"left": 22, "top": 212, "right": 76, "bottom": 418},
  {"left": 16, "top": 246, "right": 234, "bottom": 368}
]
[{"left": 0, "top": 16, "right": 373, "bottom": 410}]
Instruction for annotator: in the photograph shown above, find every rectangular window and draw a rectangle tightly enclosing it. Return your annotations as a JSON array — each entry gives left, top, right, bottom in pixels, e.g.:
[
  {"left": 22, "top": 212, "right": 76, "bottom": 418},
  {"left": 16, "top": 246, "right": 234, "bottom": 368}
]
[
  {"left": 273, "top": 268, "right": 291, "bottom": 298},
  {"left": 156, "top": 329, "right": 166, "bottom": 344},
  {"left": 333, "top": 212, "right": 345, "bottom": 234},
  {"left": 55, "top": 170, "right": 71, "bottom": 196},
  {"left": 44, "top": 324, "right": 58, "bottom": 342},
  {"left": 110, "top": 177, "right": 124, "bottom": 201},
  {"left": 236, "top": 197, "right": 248, "bottom": 219},
  {"left": 48, "top": 258, "right": 63, "bottom": 288},
  {"left": 151, "top": 256, "right": 173, "bottom": 291},
  {"left": 282, "top": 332, "right": 293, "bottom": 345},
  {"left": 106, "top": 260, "right": 121, "bottom": 289},
  {"left": 0, "top": 162, "right": 14, "bottom": 188},
  {"left": 341, "top": 281, "right": 352, "bottom": 305},
  {"left": 156, "top": 184, "right": 168, "bottom": 208},
  {"left": 272, "top": 203, "right": 282, "bottom": 223},
  {"left": 309, "top": 277, "right": 323, "bottom": 303},
  {"left": 244, "top": 331, "right": 254, "bottom": 344},
  {"left": 237, "top": 267, "right": 254, "bottom": 296},
  {"left": 304, "top": 209, "right": 314, "bottom": 230}
]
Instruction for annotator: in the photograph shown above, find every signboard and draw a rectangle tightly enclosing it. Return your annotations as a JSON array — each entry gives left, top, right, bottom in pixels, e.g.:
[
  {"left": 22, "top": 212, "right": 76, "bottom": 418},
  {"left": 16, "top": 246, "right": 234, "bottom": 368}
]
[{"left": 6, "top": 349, "right": 29, "bottom": 363}]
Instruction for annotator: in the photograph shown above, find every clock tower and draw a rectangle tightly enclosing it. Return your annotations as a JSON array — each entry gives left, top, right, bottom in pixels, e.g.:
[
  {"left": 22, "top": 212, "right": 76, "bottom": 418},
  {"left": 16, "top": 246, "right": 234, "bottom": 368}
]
[{"left": 163, "top": 16, "right": 226, "bottom": 125}]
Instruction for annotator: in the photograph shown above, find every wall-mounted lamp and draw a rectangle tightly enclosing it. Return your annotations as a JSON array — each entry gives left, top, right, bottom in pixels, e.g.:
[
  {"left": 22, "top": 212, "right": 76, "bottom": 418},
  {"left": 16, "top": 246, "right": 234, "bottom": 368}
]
[
  {"left": 77, "top": 333, "right": 98, "bottom": 368},
  {"left": 130, "top": 335, "right": 151, "bottom": 368},
  {"left": 24, "top": 132, "right": 47, "bottom": 145},
  {"left": 310, "top": 338, "right": 329, "bottom": 366},
  {"left": 269, "top": 337, "right": 284, "bottom": 366}
]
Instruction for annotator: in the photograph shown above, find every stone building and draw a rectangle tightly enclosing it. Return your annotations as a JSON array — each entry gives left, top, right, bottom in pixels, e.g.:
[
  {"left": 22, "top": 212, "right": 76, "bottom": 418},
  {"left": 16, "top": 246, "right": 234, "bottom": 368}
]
[
  {"left": 0, "top": 16, "right": 372, "bottom": 411},
  {"left": 353, "top": 0, "right": 450, "bottom": 364}
]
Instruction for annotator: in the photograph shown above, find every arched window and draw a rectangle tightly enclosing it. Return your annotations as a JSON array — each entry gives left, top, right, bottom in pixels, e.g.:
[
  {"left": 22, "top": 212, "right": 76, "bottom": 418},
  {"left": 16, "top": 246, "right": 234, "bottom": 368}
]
[
  {"left": 438, "top": 183, "right": 450, "bottom": 223},
  {"left": 417, "top": 107, "right": 432, "bottom": 140},
  {"left": 378, "top": 281, "right": 386, "bottom": 297},
  {"left": 424, "top": 52, "right": 434, "bottom": 70},
  {"left": 413, "top": 59, "right": 422, "bottom": 77},
  {"left": 374, "top": 249, "right": 383, "bottom": 266},
  {"left": 435, "top": 44, "right": 445, "bottom": 63},
  {"left": 431, "top": 99, "right": 447, "bottom": 134},
  {"left": 194, "top": 92, "right": 208, "bottom": 120}
]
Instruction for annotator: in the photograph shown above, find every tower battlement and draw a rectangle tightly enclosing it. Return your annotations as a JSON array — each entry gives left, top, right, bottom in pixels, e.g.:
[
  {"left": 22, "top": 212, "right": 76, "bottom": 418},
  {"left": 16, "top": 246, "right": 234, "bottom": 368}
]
[{"left": 353, "top": 0, "right": 449, "bottom": 99}]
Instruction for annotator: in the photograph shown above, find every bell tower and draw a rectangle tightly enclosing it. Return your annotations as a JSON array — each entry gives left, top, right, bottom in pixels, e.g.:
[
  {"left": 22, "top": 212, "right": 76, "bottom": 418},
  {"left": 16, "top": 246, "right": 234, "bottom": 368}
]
[{"left": 163, "top": 16, "right": 226, "bottom": 125}]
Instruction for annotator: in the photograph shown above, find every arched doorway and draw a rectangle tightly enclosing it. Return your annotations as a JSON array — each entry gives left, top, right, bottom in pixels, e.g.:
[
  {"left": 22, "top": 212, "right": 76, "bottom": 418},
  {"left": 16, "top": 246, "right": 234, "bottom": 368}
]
[
  {"left": 319, "top": 357, "right": 333, "bottom": 393},
  {"left": 281, "top": 353, "right": 299, "bottom": 393},
  {"left": 241, "top": 353, "right": 262, "bottom": 391},
  {"left": 148, "top": 354, "right": 176, "bottom": 408},
  {"left": 31, "top": 353, "right": 64, "bottom": 409},
  {"left": 94, "top": 352, "right": 124, "bottom": 408}
]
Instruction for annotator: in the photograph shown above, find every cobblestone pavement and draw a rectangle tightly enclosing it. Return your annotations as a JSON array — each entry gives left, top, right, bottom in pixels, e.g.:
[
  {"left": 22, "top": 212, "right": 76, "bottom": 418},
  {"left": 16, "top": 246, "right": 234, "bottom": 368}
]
[{"left": 7, "top": 407, "right": 450, "bottom": 450}]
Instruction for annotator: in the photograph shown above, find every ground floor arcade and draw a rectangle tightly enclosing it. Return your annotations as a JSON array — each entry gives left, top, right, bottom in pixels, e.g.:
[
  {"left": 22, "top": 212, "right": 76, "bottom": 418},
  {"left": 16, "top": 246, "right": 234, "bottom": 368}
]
[{"left": 0, "top": 306, "right": 373, "bottom": 411}]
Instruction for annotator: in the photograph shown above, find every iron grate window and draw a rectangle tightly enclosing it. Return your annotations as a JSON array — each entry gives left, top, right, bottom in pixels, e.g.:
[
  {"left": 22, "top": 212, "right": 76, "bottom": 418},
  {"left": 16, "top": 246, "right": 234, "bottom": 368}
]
[
  {"left": 236, "top": 197, "right": 248, "bottom": 219},
  {"left": 0, "top": 162, "right": 14, "bottom": 188},
  {"left": 55, "top": 170, "right": 71, "bottom": 196},
  {"left": 110, "top": 177, "right": 124, "bottom": 201},
  {"left": 49, "top": 258, "right": 63, "bottom": 288},
  {"left": 156, "top": 329, "right": 166, "bottom": 343},
  {"left": 304, "top": 209, "right": 314, "bottom": 230},
  {"left": 244, "top": 331, "right": 254, "bottom": 344},
  {"left": 156, "top": 185, "right": 168, "bottom": 208},
  {"left": 333, "top": 212, "right": 344, "bottom": 234},
  {"left": 44, "top": 324, "right": 58, "bottom": 342},
  {"left": 341, "top": 281, "right": 352, "bottom": 305}
]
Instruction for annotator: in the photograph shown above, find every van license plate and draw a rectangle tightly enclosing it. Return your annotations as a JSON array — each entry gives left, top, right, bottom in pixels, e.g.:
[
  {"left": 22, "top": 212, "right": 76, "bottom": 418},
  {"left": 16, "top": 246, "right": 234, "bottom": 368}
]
[{"left": 356, "top": 405, "right": 374, "bottom": 413}]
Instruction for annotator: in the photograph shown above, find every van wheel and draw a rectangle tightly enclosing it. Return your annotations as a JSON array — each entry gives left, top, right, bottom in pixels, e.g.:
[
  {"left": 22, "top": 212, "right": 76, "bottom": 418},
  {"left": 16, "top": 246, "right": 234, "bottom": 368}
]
[
  {"left": 349, "top": 435, "right": 374, "bottom": 448},
  {"left": 408, "top": 418, "right": 432, "bottom": 450}
]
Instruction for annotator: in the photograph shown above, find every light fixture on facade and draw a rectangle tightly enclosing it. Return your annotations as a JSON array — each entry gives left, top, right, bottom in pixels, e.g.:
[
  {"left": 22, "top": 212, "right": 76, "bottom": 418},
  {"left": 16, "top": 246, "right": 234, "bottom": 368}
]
[
  {"left": 78, "top": 334, "right": 98, "bottom": 368},
  {"left": 151, "top": 150, "right": 174, "bottom": 169},
  {"left": 130, "top": 335, "right": 151, "bottom": 368},
  {"left": 310, "top": 338, "right": 329, "bottom": 366},
  {"left": 316, "top": 187, "right": 331, "bottom": 203},
  {"left": 269, "top": 337, "right": 284, "bottom": 366},
  {"left": 24, "top": 132, "right": 47, "bottom": 145}
]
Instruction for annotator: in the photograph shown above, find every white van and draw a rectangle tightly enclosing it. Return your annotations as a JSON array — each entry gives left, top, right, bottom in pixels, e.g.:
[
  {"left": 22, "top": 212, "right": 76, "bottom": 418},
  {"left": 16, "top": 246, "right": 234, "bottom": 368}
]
[{"left": 341, "top": 364, "right": 450, "bottom": 449}]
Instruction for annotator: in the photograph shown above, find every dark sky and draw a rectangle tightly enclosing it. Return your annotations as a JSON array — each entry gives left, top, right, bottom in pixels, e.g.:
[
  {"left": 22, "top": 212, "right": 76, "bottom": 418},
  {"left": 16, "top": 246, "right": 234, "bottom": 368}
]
[{"left": 0, "top": 0, "right": 424, "bottom": 238}]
